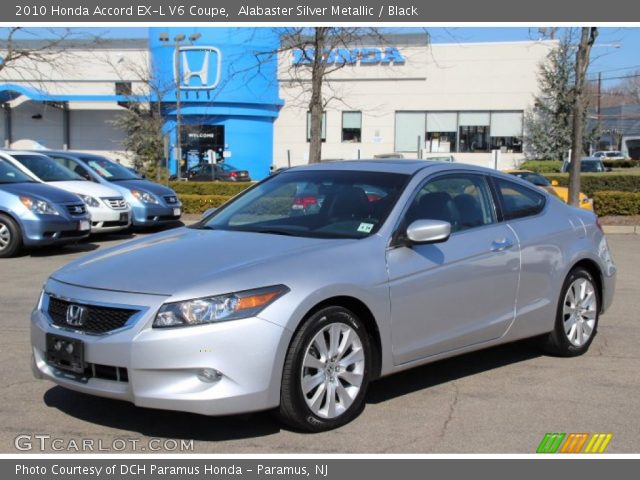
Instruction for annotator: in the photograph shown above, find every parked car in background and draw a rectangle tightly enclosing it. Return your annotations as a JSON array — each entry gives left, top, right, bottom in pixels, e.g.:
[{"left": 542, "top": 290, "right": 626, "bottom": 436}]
[
  {"left": 1, "top": 151, "right": 131, "bottom": 234},
  {"left": 43, "top": 151, "right": 182, "bottom": 228},
  {"left": 505, "top": 170, "right": 593, "bottom": 211},
  {"left": 423, "top": 154, "right": 456, "bottom": 162},
  {"left": 0, "top": 158, "right": 90, "bottom": 257},
  {"left": 592, "top": 150, "right": 628, "bottom": 161},
  {"left": 561, "top": 157, "right": 609, "bottom": 173},
  {"left": 187, "top": 162, "right": 251, "bottom": 182},
  {"left": 373, "top": 153, "right": 404, "bottom": 159},
  {"left": 31, "top": 160, "right": 615, "bottom": 431}
]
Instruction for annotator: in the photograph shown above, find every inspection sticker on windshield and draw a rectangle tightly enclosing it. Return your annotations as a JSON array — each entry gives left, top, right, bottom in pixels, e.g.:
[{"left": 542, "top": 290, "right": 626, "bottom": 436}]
[{"left": 357, "top": 222, "right": 374, "bottom": 233}]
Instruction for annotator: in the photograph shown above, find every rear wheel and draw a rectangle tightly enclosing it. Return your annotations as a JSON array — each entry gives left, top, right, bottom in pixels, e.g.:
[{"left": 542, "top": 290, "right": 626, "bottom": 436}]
[
  {"left": 542, "top": 267, "right": 600, "bottom": 356},
  {"left": 279, "top": 306, "right": 372, "bottom": 432},
  {"left": 0, "top": 214, "right": 22, "bottom": 258}
]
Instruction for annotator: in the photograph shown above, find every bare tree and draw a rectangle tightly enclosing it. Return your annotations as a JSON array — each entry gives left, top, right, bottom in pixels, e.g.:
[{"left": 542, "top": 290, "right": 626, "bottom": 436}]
[
  {"left": 618, "top": 70, "right": 640, "bottom": 104},
  {"left": 568, "top": 28, "right": 598, "bottom": 206},
  {"left": 277, "top": 28, "right": 419, "bottom": 163},
  {"left": 103, "top": 54, "right": 173, "bottom": 182},
  {"left": 0, "top": 28, "right": 102, "bottom": 84}
]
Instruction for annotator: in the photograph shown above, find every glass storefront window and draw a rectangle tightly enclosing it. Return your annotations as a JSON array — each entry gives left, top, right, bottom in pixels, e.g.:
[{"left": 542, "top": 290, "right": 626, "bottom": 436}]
[
  {"left": 342, "top": 111, "right": 362, "bottom": 143},
  {"left": 459, "top": 126, "right": 490, "bottom": 152},
  {"left": 426, "top": 132, "right": 457, "bottom": 153}
]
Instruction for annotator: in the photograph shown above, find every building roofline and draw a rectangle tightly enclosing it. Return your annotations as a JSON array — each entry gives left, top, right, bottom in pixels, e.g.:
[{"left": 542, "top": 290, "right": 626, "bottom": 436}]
[{"left": 0, "top": 38, "right": 148, "bottom": 50}]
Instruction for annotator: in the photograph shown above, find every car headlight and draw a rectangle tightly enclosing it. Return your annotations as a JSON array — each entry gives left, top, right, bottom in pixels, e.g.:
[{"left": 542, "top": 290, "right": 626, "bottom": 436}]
[
  {"left": 19, "top": 196, "right": 59, "bottom": 216},
  {"left": 77, "top": 194, "right": 100, "bottom": 208},
  {"left": 131, "top": 190, "right": 159, "bottom": 204},
  {"left": 153, "top": 285, "right": 289, "bottom": 328}
]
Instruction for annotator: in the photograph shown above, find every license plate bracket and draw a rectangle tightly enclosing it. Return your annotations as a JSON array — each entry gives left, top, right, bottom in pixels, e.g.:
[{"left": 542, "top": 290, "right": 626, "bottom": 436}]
[{"left": 46, "top": 333, "right": 85, "bottom": 374}]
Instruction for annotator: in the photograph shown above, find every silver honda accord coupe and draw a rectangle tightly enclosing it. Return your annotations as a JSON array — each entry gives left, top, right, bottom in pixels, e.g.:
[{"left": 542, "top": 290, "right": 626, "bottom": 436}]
[{"left": 31, "top": 160, "right": 616, "bottom": 431}]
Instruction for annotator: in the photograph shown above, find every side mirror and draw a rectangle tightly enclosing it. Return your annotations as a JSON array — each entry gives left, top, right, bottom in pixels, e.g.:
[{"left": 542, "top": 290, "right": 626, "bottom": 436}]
[
  {"left": 406, "top": 219, "right": 451, "bottom": 245},
  {"left": 551, "top": 180, "right": 559, "bottom": 186},
  {"left": 201, "top": 207, "right": 217, "bottom": 219}
]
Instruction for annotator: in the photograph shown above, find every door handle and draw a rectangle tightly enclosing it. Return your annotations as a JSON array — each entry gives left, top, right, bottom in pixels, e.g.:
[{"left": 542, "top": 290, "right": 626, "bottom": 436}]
[{"left": 491, "top": 238, "right": 514, "bottom": 252}]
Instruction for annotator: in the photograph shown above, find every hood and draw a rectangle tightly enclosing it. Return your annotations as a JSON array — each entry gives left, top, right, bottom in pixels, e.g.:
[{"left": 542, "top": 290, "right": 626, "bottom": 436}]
[
  {"left": 0, "top": 182, "right": 84, "bottom": 204},
  {"left": 110, "top": 179, "right": 176, "bottom": 196},
  {"left": 43, "top": 180, "right": 124, "bottom": 198},
  {"left": 51, "top": 227, "right": 349, "bottom": 296}
]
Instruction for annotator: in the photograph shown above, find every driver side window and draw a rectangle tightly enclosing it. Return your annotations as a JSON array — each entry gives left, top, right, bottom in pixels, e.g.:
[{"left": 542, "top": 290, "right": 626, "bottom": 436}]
[{"left": 406, "top": 174, "right": 496, "bottom": 232}]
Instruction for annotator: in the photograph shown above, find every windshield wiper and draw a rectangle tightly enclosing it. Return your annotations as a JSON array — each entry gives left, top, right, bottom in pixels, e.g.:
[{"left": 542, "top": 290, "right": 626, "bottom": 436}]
[{"left": 237, "top": 227, "right": 306, "bottom": 237}]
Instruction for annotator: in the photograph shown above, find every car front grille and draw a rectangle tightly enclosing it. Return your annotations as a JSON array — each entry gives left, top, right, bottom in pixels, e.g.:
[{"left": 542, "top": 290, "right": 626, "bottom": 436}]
[
  {"left": 65, "top": 204, "right": 87, "bottom": 216},
  {"left": 47, "top": 296, "right": 138, "bottom": 335},
  {"left": 102, "top": 197, "right": 128, "bottom": 210},
  {"left": 164, "top": 195, "right": 178, "bottom": 205}
]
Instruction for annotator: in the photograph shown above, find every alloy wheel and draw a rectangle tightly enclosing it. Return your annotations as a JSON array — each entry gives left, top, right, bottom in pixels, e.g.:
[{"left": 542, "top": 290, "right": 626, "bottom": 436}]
[
  {"left": 0, "top": 223, "right": 11, "bottom": 251},
  {"left": 562, "top": 278, "right": 598, "bottom": 347},
  {"left": 300, "top": 322, "right": 365, "bottom": 419}
]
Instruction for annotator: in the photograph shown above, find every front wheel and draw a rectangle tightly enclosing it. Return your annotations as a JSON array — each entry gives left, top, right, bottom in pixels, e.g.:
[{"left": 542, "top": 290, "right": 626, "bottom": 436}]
[
  {"left": 0, "top": 214, "right": 22, "bottom": 258},
  {"left": 542, "top": 267, "right": 600, "bottom": 357},
  {"left": 279, "top": 306, "right": 372, "bottom": 432}
]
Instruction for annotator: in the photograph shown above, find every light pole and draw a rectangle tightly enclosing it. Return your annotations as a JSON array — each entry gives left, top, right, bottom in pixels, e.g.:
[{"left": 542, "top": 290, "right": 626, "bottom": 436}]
[{"left": 159, "top": 32, "right": 201, "bottom": 180}]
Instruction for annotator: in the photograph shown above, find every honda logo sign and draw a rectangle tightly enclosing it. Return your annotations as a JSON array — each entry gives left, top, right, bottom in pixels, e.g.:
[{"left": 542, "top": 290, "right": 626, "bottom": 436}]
[
  {"left": 174, "top": 46, "right": 222, "bottom": 90},
  {"left": 65, "top": 304, "right": 88, "bottom": 327}
]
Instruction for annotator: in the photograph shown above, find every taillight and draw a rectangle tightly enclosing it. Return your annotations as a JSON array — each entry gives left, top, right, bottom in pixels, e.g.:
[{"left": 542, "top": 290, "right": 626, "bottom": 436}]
[
  {"left": 292, "top": 196, "right": 317, "bottom": 209},
  {"left": 229, "top": 172, "right": 237, "bottom": 178},
  {"left": 595, "top": 216, "right": 604, "bottom": 233}
]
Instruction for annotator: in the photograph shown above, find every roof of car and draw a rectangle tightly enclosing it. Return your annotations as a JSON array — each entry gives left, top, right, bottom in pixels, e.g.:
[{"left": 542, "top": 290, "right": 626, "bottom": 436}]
[{"left": 281, "top": 159, "right": 491, "bottom": 175}]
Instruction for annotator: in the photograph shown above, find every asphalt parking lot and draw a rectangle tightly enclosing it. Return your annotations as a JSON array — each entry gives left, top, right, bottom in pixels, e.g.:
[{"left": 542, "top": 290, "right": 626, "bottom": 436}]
[{"left": 0, "top": 231, "right": 638, "bottom": 453}]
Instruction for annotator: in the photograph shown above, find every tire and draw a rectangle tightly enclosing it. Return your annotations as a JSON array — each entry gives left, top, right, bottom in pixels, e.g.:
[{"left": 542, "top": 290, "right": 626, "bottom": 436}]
[
  {"left": 542, "top": 267, "right": 600, "bottom": 357},
  {"left": 0, "top": 214, "right": 22, "bottom": 258},
  {"left": 279, "top": 306, "right": 372, "bottom": 432}
]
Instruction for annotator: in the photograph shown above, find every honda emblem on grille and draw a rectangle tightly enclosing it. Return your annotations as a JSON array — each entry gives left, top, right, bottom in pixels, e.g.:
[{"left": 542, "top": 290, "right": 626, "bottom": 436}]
[{"left": 66, "top": 304, "right": 87, "bottom": 326}]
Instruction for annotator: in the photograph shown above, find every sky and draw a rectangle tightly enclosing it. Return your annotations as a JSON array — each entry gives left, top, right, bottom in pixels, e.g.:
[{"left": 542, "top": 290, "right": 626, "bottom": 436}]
[{"left": 7, "top": 26, "right": 640, "bottom": 87}]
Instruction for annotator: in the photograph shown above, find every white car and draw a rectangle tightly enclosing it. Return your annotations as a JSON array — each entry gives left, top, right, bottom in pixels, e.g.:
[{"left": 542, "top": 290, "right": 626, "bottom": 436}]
[
  {"left": 592, "top": 150, "right": 628, "bottom": 161},
  {"left": 0, "top": 151, "right": 131, "bottom": 234}
]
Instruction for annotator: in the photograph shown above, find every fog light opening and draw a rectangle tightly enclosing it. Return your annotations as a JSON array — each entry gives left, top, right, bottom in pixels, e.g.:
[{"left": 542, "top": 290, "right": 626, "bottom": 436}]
[{"left": 197, "top": 368, "right": 222, "bottom": 383}]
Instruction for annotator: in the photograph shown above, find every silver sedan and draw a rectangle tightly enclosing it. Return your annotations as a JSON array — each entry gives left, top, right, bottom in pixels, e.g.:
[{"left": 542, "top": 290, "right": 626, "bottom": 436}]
[{"left": 31, "top": 160, "right": 616, "bottom": 431}]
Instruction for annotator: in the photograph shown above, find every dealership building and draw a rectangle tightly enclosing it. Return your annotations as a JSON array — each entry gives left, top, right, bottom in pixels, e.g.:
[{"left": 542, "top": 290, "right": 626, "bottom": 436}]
[{"left": 0, "top": 29, "right": 555, "bottom": 179}]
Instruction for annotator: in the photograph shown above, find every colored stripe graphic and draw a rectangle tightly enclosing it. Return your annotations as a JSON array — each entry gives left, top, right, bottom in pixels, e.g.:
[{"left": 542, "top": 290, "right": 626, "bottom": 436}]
[
  {"left": 537, "top": 433, "right": 566, "bottom": 453},
  {"left": 538, "top": 433, "right": 613, "bottom": 453},
  {"left": 560, "top": 433, "right": 589, "bottom": 453},
  {"left": 584, "top": 433, "right": 613, "bottom": 453}
]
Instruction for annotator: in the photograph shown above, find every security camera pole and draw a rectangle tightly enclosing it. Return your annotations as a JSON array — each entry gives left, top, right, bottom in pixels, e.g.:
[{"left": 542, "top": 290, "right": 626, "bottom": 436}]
[{"left": 159, "top": 32, "right": 201, "bottom": 180}]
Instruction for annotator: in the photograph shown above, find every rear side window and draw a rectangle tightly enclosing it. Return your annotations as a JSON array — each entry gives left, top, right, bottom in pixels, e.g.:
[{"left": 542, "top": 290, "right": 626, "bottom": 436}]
[{"left": 495, "top": 178, "right": 546, "bottom": 220}]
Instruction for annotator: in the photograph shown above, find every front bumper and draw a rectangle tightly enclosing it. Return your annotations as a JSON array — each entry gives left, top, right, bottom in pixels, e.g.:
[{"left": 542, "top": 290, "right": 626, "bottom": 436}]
[
  {"left": 130, "top": 203, "right": 182, "bottom": 227},
  {"left": 30, "top": 281, "right": 290, "bottom": 416},
  {"left": 87, "top": 206, "right": 131, "bottom": 233},
  {"left": 21, "top": 214, "right": 91, "bottom": 246}
]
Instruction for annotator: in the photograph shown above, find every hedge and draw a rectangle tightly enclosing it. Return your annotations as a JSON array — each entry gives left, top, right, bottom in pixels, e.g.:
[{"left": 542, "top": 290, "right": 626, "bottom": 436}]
[
  {"left": 179, "top": 194, "right": 233, "bottom": 214},
  {"left": 169, "top": 181, "right": 254, "bottom": 196},
  {"left": 594, "top": 191, "right": 640, "bottom": 216},
  {"left": 519, "top": 160, "right": 564, "bottom": 173},
  {"left": 603, "top": 159, "right": 640, "bottom": 169},
  {"left": 544, "top": 173, "right": 640, "bottom": 197}
]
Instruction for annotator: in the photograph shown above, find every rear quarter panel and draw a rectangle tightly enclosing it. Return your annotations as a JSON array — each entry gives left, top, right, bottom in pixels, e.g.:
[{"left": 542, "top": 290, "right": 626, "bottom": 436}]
[{"left": 503, "top": 198, "right": 602, "bottom": 341}]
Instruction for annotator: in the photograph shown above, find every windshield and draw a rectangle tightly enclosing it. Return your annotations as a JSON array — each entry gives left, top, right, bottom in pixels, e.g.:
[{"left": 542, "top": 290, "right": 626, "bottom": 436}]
[
  {"left": 511, "top": 172, "right": 551, "bottom": 187},
  {"left": 581, "top": 161, "right": 605, "bottom": 172},
  {"left": 0, "top": 159, "right": 37, "bottom": 184},
  {"left": 219, "top": 163, "right": 238, "bottom": 171},
  {"left": 195, "top": 170, "right": 409, "bottom": 239},
  {"left": 79, "top": 156, "right": 139, "bottom": 181},
  {"left": 13, "top": 155, "right": 84, "bottom": 182}
]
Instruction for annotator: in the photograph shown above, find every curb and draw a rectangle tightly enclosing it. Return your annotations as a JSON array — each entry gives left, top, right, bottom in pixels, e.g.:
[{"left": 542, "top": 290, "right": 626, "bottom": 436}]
[{"left": 602, "top": 225, "right": 639, "bottom": 234}]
